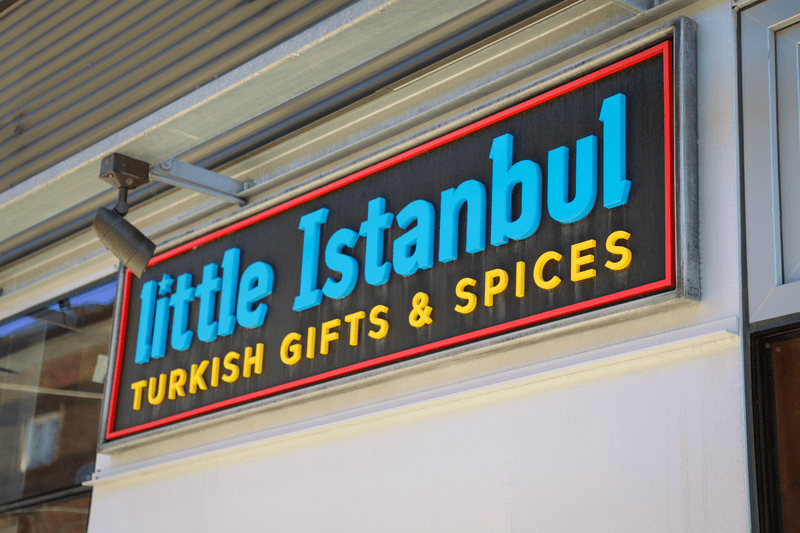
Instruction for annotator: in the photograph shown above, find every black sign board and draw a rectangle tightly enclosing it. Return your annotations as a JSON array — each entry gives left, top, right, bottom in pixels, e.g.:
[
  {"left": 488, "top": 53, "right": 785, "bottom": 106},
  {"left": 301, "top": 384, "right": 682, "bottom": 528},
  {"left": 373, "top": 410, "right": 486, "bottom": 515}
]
[{"left": 106, "top": 41, "right": 674, "bottom": 439}]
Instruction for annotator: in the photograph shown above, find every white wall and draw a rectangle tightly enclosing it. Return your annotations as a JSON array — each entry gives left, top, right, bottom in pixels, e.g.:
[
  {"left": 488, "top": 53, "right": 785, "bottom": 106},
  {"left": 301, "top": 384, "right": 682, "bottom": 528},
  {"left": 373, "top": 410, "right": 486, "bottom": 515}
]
[{"left": 87, "top": 332, "right": 746, "bottom": 532}]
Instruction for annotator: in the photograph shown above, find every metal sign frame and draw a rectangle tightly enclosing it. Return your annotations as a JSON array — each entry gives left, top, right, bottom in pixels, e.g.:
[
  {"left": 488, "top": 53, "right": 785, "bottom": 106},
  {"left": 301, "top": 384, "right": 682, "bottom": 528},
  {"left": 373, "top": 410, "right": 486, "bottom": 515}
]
[{"left": 99, "top": 19, "right": 697, "bottom": 446}]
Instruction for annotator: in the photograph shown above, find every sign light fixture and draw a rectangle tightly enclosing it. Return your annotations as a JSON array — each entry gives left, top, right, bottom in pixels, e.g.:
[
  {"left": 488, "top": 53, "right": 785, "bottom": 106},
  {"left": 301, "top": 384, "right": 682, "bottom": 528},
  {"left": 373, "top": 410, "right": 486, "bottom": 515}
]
[{"left": 93, "top": 154, "right": 248, "bottom": 277}]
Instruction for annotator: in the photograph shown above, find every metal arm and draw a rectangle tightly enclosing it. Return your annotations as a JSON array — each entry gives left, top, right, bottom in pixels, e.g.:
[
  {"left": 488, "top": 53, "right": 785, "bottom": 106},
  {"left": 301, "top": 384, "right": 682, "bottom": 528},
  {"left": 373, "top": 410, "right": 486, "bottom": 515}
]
[{"left": 150, "top": 159, "right": 247, "bottom": 206}]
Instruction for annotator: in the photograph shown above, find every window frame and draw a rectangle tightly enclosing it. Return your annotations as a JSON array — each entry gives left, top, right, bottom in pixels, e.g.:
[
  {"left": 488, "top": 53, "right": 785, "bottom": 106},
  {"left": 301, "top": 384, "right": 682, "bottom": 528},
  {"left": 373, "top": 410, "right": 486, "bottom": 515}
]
[{"left": 739, "top": 0, "right": 800, "bottom": 323}]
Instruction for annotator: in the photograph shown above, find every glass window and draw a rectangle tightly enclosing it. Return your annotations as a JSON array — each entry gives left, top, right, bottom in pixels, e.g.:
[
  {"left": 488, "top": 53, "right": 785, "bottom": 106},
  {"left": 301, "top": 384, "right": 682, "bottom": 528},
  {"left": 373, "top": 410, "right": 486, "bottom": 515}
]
[
  {"left": 0, "top": 492, "right": 91, "bottom": 533},
  {"left": 0, "top": 279, "right": 115, "bottom": 516},
  {"left": 753, "top": 329, "right": 800, "bottom": 533},
  {"left": 771, "top": 336, "right": 800, "bottom": 532}
]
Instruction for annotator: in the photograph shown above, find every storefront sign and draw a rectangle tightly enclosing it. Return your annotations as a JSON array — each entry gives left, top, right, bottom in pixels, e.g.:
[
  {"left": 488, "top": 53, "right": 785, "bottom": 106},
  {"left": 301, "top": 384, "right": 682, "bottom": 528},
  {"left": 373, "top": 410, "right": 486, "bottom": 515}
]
[{"left": 106, "top": 41, "right": 674, "bottom": 439}]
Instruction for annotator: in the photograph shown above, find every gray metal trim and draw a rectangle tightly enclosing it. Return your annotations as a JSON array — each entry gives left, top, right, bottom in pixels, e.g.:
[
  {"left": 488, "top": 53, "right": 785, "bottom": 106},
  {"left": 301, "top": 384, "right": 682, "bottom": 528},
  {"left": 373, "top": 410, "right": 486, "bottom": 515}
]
[
  {"left": 0, "top": 381, "right": 104, "bottom": 400},
  {"left": 0, "top": 485, "right": 91, "bottom": 515},
  {"left": 96, "top": 16, "right": 699, "bottom": 450},
  {"left": 767, "top": 31, "right": 784, "bottom": 286},
  {"left": 675, "top": 16, "right": 700, "bottom": 302},
  {"left": 97, "top": 265, "right": 126, "bottom": 450},
  {"left": 744, "top": 0, "right": 800, "bottom": 29}
]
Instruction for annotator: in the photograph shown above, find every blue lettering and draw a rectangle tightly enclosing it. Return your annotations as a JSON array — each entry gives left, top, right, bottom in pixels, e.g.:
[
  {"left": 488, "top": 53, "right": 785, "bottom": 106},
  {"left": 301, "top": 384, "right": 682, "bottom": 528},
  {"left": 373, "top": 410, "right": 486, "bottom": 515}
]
[
  {"left": 393, "top": 200, "right": 435, "bottom": 276},
  {"left": 322, "top": 228, "right": 359, "bottom": 300},
  {"left": 150, "top": 274, "right": 174, "bottom": 359},
  {"left": 169, "top": 273, "right": 195, "bottom": 351},
  {"left": 600, "top": 93, "right": 629, "bottom": 208},
  {"left": 489, "top": 134, "right": 542, "bottom": 246},
  {"left": 293, "top": 208, "right": 329, "bottom": 311},
  {"left": 237, "top": 262, "right": 273, "bottom": 329},
  {"left": 218, "top": 248, "right": 240, "bottom": 337},
  {"left": 196, "top": 263, "right": 222, "bottom": 343},
  {"left": 131, "top": 92, "right": 629, "bottom": 359},
  {"left": 547, "top": 136, "right": 598, "bottom": 223},
  {"left": 439, "top": 180, "right": 486, "bottom": 263},
  {"left": 359, "top": 197, "right": 394, "bottom": 286},
  {"left": 134, "top": 281, "right": 157, "bottom": 364}
]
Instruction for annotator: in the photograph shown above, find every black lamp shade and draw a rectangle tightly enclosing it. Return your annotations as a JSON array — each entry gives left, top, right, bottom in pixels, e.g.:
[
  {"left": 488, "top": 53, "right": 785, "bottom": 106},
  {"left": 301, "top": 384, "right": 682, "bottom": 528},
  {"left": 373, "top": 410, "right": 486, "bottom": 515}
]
[{"left": 93, "top": 207, "right": 156, "bottom": 278}]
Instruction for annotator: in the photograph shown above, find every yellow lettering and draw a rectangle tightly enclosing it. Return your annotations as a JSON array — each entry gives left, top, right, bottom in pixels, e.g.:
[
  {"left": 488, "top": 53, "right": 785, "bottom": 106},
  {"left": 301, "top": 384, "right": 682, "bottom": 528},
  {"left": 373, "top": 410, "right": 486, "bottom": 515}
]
[
  {"left": 168, "top": 368, "right": 187, "bottom": 400},
  {"left": 605, "top": 231, "right": 632, "bottom": 270},
  {"left": 243, "top": 344, "right": 264, "bottom": 378},
  {"left": 131, "top": 380, "right": 147, "bottom": 411},
  {"left": 534, "top": 251, "right": 562, "bottom": 290},
  {"left": 281, "top": 333, "right": 303, "bottom": 365},
  {"left": 189, "top": 361, "right": 209, "bottom": 394},
  {"left": 320, "top": 319, "right": 341, "bottom": 355},
  {"left": 571, "top": 239, "right": 597, "bottom": 282},
  {"left": 454, "top": 278, "right": 477, "bottom": 314},
  {"left": 306, "top": 326, "right": 317, "bottom": 359},
  {"left": 485, "top": 268, "right": 508, "bottom": 307},
  {"left": 368, "top": 305, "right": 389, "bottom": 339},
  {"left": 147, "top": 374, "right": 167, "bottom": 405},
  {"left": 344, "top": 311, "right": 366, "bottom": 346},
  {"left": 516, "top": 261, "right": 526, "bottom": 297},
  {"left": 211, "top": 357, "right": 220, "bottom": 387},
  {"left": 222, "top": 352, "right": 240, "bottom": 383}
]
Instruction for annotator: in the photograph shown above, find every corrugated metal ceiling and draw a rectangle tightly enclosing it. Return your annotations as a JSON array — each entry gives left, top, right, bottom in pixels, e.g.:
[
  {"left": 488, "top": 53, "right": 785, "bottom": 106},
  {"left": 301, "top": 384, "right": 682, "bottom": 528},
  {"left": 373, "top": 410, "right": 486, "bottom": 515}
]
[{"left": 0, "top": 0, "right": 356, "bottom": 193}]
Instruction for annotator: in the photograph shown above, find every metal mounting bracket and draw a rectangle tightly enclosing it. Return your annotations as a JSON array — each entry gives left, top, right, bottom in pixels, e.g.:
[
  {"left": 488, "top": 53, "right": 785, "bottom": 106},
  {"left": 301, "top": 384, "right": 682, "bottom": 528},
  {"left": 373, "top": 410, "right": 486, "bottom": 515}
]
[{"left": 150, "top": 159, "right": 247, "bottom": 206}]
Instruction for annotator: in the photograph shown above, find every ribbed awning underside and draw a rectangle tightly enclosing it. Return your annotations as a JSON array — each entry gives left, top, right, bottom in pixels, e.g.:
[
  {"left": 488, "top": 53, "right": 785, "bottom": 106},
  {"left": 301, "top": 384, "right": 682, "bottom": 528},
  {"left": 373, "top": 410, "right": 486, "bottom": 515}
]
[{"left": 0, "top": 0, "right": 355, "bottom": 192}]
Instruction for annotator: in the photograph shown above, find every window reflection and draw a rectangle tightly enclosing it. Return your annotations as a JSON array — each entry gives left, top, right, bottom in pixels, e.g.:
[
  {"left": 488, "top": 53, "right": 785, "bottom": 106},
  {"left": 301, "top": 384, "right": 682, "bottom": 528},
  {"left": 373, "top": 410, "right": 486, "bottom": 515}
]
[
  {"left": 0, "top": 279, "right": 115, "bottom": 505},
  {"left": 0, "top": 492, "right": 91, "bottom": 533},
  {"left": 22, "top": 411, "right": 61, "bottom": 470},
  {"left": 772, "top": 337, "right": 800, "bottom": 533}
]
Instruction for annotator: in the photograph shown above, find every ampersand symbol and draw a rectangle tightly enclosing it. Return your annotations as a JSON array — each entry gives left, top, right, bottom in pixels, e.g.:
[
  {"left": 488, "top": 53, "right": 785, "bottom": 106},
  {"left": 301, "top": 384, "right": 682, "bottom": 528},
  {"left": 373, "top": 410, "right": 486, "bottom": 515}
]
[{"left": 409, "top": 292, "right": 433, "bottom": 328}]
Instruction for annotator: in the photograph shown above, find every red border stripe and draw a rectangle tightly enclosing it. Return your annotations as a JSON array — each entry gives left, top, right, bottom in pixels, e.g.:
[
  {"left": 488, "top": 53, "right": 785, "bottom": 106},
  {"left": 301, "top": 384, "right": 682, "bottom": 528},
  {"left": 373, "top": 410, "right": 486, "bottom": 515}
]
[
  {"left": 107, "top": 268, "right": 133, "bottom": 437},
  {"left": 107, "top": 41, "right": 675, "bottom": 440},
  {"left": 662, "top": 41, "right": 675, "bottom": 286}
]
